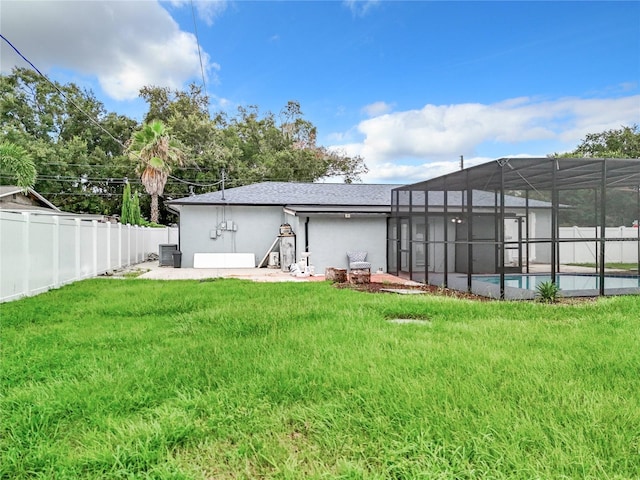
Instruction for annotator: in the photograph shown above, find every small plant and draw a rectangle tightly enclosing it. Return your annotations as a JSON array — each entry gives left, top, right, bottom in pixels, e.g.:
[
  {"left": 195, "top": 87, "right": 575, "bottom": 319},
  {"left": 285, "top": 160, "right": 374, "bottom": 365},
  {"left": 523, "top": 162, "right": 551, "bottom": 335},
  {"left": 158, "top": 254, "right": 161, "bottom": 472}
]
[{"left": 536, "top": 280, "right": 561, "bottom": 303}]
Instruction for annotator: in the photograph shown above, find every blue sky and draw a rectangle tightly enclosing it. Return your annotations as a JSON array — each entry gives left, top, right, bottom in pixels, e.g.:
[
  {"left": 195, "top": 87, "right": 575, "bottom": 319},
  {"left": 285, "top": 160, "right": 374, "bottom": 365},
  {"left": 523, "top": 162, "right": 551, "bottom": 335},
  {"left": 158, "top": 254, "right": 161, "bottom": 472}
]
[{"left": 1, "top": 0, "right": 639, "bottom": 183}]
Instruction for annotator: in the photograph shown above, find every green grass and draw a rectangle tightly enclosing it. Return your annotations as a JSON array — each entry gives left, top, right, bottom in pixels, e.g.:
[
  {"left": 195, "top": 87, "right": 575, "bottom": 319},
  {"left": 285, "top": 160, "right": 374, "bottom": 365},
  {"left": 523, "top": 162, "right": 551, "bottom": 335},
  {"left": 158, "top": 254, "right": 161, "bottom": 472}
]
[
  {"left": 2, "top": 279, "right": 639, "bottom": 479},
  {"left": 567, "top": 262, "right": 638, "bottom": 271}
]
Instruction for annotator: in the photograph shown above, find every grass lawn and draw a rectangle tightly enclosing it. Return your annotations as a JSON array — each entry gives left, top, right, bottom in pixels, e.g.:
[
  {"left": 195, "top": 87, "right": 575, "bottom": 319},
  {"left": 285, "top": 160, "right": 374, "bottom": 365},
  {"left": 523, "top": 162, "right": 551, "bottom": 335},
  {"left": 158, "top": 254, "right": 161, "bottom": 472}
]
[
  {"left": 567, "top": 263, "right": 639, "bottom": 272},
  {"left": 2, "top": 279, "right": 639, "bottom": 479}
]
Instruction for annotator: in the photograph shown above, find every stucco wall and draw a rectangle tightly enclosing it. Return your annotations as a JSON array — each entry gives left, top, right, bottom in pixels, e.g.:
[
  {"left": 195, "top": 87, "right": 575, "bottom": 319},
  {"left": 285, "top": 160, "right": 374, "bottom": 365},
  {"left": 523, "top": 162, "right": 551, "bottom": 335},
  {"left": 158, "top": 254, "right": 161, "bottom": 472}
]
[
  {"left": 178, "top": 205, "right": 286, "bottom": 267},
  {"left": 304, "top": 215, "right": 388, "bottom": 273},
  {"left": 178, "top": 206, "right": 389, "bottom": 272}
]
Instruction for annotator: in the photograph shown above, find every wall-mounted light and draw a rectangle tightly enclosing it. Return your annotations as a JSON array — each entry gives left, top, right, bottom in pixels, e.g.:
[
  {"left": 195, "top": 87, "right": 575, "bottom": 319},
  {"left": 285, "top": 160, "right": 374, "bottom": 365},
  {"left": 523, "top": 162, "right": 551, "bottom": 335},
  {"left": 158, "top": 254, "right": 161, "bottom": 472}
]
[{"left": 450, "top": 217, "right": 463, "bottom": 224}]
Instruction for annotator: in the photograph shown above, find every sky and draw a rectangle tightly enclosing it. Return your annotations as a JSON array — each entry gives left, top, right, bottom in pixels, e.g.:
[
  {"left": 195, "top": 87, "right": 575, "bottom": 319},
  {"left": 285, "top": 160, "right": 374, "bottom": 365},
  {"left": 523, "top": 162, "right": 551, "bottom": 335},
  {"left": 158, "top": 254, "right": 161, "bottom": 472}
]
[{"left": 1, "top": 0, "right": 639, "bottom": 184}]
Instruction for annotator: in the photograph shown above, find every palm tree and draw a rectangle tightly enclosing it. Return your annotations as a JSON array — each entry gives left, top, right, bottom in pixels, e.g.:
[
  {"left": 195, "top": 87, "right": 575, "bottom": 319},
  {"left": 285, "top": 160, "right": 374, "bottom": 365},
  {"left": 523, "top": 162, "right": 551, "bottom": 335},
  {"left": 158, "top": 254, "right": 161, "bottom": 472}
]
[
  {"left": 0, "top": 142, "right": 37, "bottom": 189},
  {"left": 126, "top": 120, "right": 185, "bottom": 223}
]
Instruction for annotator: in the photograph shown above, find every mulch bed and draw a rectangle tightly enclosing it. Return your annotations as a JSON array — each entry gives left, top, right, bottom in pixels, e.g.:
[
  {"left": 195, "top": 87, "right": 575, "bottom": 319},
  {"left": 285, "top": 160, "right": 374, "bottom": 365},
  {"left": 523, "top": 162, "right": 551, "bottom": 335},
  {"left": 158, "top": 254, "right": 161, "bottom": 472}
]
[
  {"left": 334, "top": 281, "right": 601, "bottom": 303},
  {"left": 334, "top": 281, "right": 490, "bottom": 301}
]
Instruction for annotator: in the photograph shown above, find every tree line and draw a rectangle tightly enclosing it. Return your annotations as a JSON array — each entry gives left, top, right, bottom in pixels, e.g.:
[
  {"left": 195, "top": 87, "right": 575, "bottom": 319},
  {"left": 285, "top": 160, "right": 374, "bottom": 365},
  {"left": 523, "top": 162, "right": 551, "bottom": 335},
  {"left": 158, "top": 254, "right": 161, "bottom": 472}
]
[
  {"left": 0, "top": 68, "right": 367, "bottom": 223},
  {"left": 551, "top": 125, "right": 639, "bottom": 227},
  {"left": 1, "top": 67, "right": 638, "bottom": 226}
]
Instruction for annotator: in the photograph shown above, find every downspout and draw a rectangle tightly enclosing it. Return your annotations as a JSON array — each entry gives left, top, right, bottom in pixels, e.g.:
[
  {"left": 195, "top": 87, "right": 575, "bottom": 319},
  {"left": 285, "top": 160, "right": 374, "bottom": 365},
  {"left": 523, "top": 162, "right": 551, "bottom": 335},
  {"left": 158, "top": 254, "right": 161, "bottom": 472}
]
[{"left": 304, "top": 216, "right": 310, "bottom": 252}]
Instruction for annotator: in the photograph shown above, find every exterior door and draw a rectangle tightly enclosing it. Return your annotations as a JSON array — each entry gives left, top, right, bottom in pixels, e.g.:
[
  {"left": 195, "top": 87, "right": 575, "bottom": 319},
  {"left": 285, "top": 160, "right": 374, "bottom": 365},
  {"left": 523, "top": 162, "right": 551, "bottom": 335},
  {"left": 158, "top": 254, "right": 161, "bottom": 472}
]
[
  {"left": 503, "top": 216, "right": 524, "bottom": 273},
  {"left": 399, "top": 217, "right": 410, "bottom": 276}
]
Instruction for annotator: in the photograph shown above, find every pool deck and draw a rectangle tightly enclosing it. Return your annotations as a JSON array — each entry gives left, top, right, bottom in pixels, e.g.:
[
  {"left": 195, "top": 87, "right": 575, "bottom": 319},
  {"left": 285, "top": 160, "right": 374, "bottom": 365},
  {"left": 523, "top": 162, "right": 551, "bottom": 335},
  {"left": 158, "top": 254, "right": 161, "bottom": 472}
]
[{"left": 426, "top": 270, "right": 639, "bottom": 300}]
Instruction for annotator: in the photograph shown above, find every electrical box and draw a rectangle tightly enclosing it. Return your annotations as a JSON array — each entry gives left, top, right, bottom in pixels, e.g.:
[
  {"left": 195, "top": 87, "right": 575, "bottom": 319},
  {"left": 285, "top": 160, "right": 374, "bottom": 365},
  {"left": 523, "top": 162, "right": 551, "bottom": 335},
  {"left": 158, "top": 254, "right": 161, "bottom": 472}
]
[{"left": 210, "top": 230, "right": 217, "bottom": 239}]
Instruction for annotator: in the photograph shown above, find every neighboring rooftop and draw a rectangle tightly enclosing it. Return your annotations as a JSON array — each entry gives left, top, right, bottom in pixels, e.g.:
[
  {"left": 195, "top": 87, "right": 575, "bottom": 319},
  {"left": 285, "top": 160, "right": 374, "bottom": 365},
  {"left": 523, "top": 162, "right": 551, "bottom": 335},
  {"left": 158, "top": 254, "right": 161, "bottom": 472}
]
[{"left": 0, "top": 185, "right": 60, "bottom": 212}]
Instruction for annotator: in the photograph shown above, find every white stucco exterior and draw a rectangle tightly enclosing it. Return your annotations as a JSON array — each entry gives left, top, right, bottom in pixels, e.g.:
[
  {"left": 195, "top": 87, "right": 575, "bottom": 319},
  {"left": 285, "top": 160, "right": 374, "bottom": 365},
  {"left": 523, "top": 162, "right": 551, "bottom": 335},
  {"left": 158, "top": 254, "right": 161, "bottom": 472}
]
[{"left": 176, "top": 204, "right": 389, "bottom": 273}]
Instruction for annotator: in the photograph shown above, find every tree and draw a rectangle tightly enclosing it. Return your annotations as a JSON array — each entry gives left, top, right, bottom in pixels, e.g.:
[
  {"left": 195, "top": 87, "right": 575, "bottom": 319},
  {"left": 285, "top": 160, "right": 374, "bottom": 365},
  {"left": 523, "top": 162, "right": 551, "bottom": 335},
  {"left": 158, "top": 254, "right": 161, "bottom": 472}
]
[
  {"left": 131, "top": 191, "right": 141, "bottom": 226},
  {"left": 550, "top": 125, "right": 640, "bottom": 226},
  {"left": 126, "top": 120, "right": 185, "bottom": 223},
  {"left": 0, "top": 141, "right": 37, "bottom": 188},
  {"left": 1, "top": 68, "right": 138, "bottom": 214},
  {"left": 121, "top": 182, "right": 131, "bottom": 224},
  {"left": 566, "top": 125, "right": 640, "bottom": 158}
]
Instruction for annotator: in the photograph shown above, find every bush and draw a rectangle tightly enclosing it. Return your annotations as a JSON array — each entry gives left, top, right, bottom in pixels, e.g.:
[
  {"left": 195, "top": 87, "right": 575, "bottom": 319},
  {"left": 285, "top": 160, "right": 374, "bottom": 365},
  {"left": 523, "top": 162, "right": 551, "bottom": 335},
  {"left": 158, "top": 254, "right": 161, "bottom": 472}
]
[{"left": 536, "top": 280, "right": 561, "bottom": 303}]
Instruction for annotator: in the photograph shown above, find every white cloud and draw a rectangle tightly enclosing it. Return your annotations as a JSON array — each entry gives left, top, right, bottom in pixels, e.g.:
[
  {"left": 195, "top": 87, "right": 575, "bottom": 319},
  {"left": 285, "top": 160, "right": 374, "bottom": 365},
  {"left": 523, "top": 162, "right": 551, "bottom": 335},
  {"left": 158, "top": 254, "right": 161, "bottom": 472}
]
[
  {"left": 362, "top": 101, "right": 393, "bottom": 117},
  {"left": 169, "top": 0, "right": 228, "bottom": 26},
  {"left": 343, "top": 0, "right": 380, "bottom": 16},
  {"left": 331, "top": 95, "right": 640, "bottom": 184},
  {"left": 1, "top": 1, "right": 216, "bottom": 100}
]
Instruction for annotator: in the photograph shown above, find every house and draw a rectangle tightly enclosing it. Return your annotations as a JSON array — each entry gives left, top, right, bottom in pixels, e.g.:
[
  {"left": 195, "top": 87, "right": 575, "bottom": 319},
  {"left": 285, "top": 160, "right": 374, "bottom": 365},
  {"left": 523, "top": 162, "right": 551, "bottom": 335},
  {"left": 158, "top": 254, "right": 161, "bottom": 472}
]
[
  {"left": 0, "top": 185, "right": 118, "bottom": 222},
  {"left": 0, "top": 185, "right": 61, "bottom": 212},
  {"left": 167, "top": 182, "right": 400, "bottom": 272},
  {"left": 167, "top": 180, "right": 555, "bottom": 274}
]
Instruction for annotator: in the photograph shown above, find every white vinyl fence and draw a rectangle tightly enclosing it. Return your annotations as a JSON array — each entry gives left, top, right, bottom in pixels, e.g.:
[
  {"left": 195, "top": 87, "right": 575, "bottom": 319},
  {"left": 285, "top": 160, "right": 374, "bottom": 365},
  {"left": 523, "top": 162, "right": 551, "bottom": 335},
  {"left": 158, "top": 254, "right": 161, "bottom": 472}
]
[
  {"left": 558, "top": 226, "right": 639, "bottom": 264},
  {"left": 0, "top": 211, "right": 178, "bottom": 303}
]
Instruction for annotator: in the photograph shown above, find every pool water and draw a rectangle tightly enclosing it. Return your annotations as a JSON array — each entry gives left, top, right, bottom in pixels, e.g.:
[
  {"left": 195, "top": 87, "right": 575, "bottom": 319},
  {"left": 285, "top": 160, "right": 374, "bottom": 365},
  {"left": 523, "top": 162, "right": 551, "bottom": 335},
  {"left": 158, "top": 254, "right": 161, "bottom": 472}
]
[{"left": 476, "top": 274, "right": 640, "bottom": 291}]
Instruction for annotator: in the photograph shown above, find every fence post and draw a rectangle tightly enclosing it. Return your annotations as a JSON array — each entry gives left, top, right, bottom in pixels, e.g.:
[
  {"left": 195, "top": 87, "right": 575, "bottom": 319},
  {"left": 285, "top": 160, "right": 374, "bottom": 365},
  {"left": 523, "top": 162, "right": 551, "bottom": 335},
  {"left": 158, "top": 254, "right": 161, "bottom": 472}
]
[
  {"left": 619, "top": 226, "right": 624, "bottom": 261},
  {"left": 75, "top": 218, "right": 81, "bottom": 279},
  {"left": 52, "top": 216, "right": 59, "bottom": 288},
  {"left": 135, "top": 226, "right": 140, "bottom": 263},
  {"left": 106, "top": 222, "right": 111, "bottom": 271},
  {"left": 92, "top": 220, "right": 98, "bottom": 276},
  {"left": 21, "top": 212, "right": 30, "bottom": 297},
  {"left": 118, "top": 223, "right": 122, "bottom": 269}
]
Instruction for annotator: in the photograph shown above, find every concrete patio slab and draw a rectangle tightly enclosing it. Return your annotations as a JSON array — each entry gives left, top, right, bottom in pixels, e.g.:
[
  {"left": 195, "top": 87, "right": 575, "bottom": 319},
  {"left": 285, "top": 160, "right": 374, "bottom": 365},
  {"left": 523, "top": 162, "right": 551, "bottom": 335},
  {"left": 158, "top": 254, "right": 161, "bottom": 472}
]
[{"left": 115, "top": 261, "right": 419, "bottom": 285}]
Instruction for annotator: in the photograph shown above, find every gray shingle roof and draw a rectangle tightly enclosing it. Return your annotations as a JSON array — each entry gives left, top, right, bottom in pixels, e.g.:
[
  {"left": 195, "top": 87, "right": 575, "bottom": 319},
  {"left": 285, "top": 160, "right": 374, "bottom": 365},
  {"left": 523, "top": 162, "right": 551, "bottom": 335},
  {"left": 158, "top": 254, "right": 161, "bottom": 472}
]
[
  {"left": 168, "top": 181, "right": 553, "bottom": 209},
  {"left": 0, "top": 185, "right": 60, "bottom": 211},
  {"left": 168, "top": 182, "right": 401, "bottom": 206}
]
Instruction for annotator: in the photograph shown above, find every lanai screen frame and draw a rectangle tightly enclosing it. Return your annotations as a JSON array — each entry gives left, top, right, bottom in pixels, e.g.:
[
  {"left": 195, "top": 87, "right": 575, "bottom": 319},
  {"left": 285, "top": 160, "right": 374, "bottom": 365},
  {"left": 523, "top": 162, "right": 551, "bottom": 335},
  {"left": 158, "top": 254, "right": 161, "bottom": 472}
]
[{"left": 389, "top": 157, "right": 640, "bottom": 299}]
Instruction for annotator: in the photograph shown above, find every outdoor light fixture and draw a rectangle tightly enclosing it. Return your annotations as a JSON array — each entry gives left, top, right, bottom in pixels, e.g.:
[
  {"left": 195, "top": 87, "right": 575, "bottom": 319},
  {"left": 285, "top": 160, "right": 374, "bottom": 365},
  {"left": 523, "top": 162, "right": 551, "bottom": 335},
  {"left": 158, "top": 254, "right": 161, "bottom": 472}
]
[{"left": 451, "top": 217, "right": 463, "bottom": 224}]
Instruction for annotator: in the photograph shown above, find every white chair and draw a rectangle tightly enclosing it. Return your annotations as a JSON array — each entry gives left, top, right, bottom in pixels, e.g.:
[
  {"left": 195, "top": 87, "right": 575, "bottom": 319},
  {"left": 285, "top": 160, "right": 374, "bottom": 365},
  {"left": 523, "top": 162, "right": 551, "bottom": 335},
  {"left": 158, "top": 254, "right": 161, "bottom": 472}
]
[{"left": 347, "top": 251, "right": 371, "bottom": 273}]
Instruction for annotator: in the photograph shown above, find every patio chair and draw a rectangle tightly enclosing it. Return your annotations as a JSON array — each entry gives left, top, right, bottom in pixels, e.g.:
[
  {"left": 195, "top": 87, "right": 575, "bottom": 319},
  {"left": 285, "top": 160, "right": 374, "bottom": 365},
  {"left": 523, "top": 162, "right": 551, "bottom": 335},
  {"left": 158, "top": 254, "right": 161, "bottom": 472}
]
[{"left": 347, "top": 251, "right": 371, "bottom": 273}]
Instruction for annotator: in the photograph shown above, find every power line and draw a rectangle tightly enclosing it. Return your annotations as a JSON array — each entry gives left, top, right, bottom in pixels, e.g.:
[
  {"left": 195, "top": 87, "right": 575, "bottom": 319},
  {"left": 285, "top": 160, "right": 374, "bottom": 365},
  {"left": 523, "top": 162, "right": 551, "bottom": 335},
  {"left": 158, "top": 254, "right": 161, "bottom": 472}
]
[
  {"left": 190, "top": 0, "right": 207, "bottom": 93},
  {"left": 30, "top": 162, "right": 223, "bottom": 172},
  {"left": 0, "top": 33, "right": 223, "bottom": 189}
]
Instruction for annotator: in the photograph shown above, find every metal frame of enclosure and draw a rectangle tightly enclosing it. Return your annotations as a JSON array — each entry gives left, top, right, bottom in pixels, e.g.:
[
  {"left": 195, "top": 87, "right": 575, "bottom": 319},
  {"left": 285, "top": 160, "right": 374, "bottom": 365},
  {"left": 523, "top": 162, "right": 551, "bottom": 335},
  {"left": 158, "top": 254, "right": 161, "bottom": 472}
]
[{"left": 388, "top": 157, "right": 640, "bottom": 299}]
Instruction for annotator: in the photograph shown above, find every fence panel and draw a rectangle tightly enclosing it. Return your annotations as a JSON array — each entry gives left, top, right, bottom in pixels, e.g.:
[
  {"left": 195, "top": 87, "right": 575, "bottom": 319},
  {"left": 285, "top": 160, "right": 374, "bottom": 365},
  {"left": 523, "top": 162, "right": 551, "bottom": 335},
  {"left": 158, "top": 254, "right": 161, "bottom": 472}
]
[
  {"left": 0, "top": 211, "right": 178, "bottom": 302},
  {"left": 59, "top": 217, "right": 78, "bottom": 285},
  {"left": 28, "top": 214, "right": 56, "bottom": 295},
  {"left": 558, "top": 226, "right": 639, "bottom": 264}
]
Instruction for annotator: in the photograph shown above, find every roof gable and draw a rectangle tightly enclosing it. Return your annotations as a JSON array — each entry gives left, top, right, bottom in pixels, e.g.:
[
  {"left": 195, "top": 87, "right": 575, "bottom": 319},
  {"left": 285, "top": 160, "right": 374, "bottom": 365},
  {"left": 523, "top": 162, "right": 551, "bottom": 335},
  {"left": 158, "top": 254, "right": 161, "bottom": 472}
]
[{"left": 0, "top": 185, "right": 60, "bottom": 211}]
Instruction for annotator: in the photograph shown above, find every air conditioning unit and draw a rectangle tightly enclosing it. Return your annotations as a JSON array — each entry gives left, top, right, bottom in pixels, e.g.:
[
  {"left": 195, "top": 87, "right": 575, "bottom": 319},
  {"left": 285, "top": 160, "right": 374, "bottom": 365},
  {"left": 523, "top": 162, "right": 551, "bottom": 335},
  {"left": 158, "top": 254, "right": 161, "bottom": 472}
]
[{"left": 159, "top": 244, "right": 178, "bottom": 266}]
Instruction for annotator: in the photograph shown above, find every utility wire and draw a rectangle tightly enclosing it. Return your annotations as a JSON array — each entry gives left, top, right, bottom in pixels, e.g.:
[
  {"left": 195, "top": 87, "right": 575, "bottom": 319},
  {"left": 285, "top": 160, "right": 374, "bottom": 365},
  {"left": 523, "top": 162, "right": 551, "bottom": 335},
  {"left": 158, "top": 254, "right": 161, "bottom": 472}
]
[
  {"left": 0, "top": 33, "right": 222, "bottom": 189},
  {"left": 190, "top": 0, "right": 207, "bottom": 93}
]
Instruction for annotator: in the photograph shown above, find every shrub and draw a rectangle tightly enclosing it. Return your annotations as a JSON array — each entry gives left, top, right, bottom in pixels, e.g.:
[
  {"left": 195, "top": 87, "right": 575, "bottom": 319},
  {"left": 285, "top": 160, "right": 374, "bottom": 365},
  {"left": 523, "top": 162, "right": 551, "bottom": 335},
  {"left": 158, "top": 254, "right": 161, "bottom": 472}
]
[{"left": 536, "top": 280, "right": 561, "bottom": 303}]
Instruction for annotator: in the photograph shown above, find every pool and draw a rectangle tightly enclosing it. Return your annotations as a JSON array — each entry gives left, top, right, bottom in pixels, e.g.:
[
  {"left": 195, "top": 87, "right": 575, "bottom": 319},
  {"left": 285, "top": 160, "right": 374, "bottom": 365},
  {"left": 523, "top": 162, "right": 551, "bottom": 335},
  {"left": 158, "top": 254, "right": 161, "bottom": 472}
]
[{"left": 476, "top": 274, "right": 640, "bottom": 291}]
